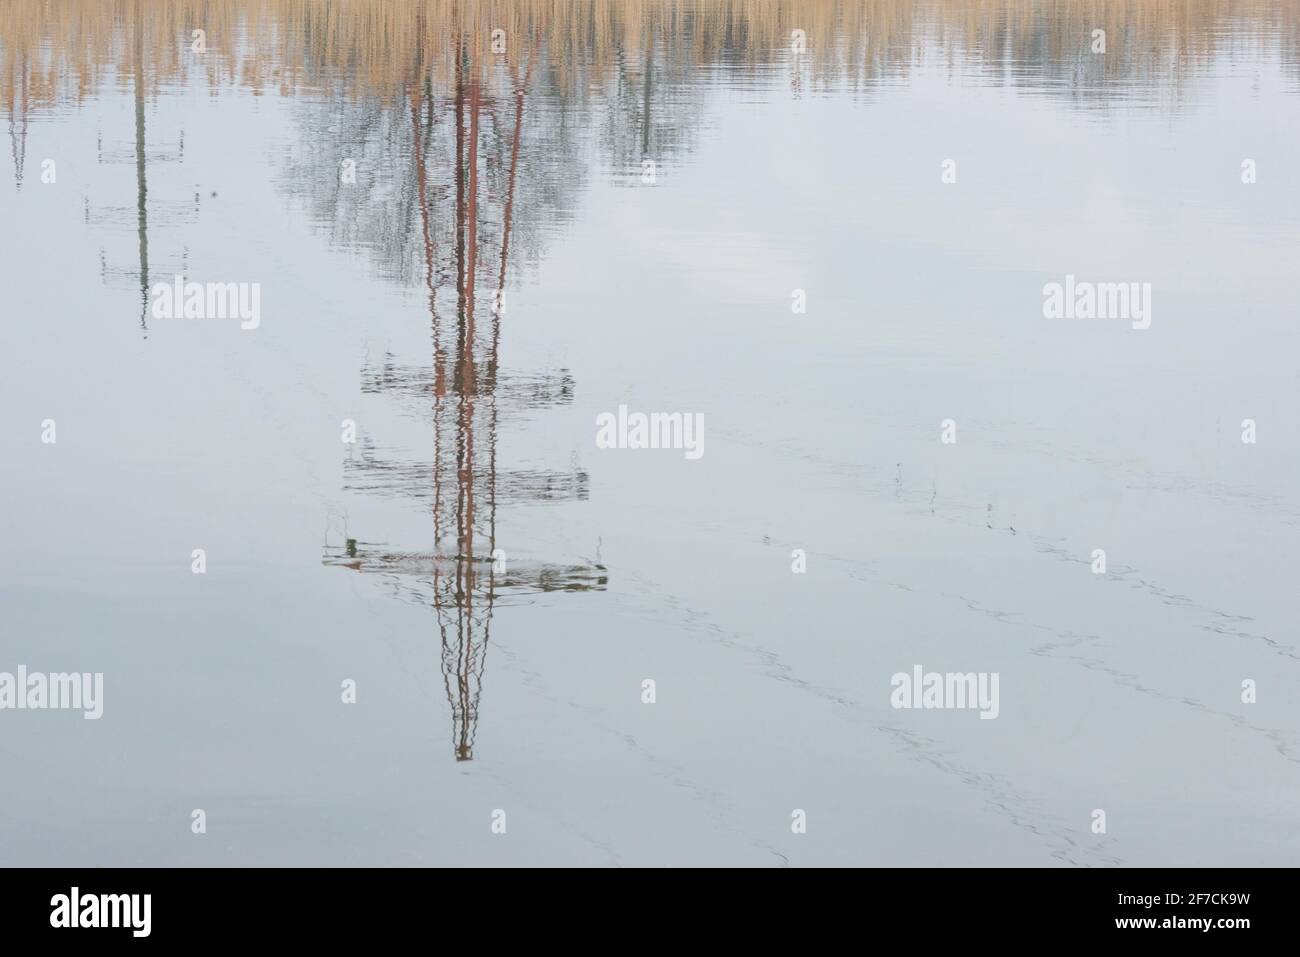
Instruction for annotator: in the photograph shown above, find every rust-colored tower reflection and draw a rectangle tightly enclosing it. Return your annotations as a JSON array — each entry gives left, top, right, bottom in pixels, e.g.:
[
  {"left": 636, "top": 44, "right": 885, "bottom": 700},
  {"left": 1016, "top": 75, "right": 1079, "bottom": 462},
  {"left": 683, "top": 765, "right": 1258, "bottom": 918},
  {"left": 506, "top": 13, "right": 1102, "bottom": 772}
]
[{"left": 324, "top": 35, "right": 605, "bottom": 762}]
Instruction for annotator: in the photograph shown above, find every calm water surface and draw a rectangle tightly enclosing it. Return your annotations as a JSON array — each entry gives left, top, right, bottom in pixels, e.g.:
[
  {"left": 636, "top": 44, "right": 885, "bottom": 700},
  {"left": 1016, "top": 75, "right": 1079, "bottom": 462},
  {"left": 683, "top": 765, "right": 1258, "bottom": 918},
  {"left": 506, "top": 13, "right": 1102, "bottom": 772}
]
[{"left": 2, "top": 0, "right": 1299, "bottom": 865}]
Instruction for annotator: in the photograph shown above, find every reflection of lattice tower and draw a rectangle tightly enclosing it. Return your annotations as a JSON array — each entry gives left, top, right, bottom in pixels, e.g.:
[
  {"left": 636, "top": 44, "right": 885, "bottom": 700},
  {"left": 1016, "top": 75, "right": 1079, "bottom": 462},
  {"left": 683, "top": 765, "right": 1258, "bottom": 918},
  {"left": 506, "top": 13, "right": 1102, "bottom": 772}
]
[
  {"left": 82, "top": 1, "right": 195, "bottom": 335},
  {"left": 327, "top": 41, "right": 603, "bottom": 763}
]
